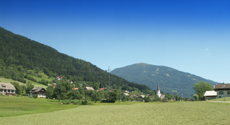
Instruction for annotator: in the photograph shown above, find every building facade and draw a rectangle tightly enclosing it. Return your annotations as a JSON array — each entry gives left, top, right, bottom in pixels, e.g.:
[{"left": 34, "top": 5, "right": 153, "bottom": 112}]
[
  {"left": 157, "top": 84, "right": 165, "bottom": 99},
  {"left": 214, "top": 83, "right": 230, "bottom": 98},
  {"left": 29, "top": 87, "right": 46, "bottom": 98},
  {"left": 0, "top": 83, "right": 16, "bottom": 96}
]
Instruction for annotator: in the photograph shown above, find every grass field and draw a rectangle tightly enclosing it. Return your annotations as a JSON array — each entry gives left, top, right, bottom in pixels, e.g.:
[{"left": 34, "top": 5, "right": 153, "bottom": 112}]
[
  {"left": 0, "top": 96, "right": 77, "bottom": 117},
  {"left": 210, "top": 96, "right": 230, "bottom": 101},
  {"left": 1, "top": 96, "right": 230, "bottom": 125},
  {"left": 0, "top": 77, "right": 47, "bottom": 88}
]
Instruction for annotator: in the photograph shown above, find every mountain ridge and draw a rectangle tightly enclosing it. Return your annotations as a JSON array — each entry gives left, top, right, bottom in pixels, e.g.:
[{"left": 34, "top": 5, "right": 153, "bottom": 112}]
[
  {"left": 111, "top": 63, "right": 217, "bottom": 97},
  {"left": 0, "top": 27, "right": 152, "bottom": 93}
]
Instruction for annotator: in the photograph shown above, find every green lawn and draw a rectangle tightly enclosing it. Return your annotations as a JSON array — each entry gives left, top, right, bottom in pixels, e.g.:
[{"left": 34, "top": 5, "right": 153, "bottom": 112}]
[
  {"left": 0, "top": 96, "right": 77, "bottom": 117},
  {"left": 0, "top": 77, "right": 47, "bottom": 88},
  {"left": 0, "top": 96, "right": 230, "bottom": 125},
  {"left": 210, "top": 96, "right": 230, "bottom": 101}
]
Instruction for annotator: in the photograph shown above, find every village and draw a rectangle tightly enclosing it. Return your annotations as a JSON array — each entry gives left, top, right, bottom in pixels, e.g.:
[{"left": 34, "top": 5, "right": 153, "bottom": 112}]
[{"left": 1, "top": 75, "right": 230, "bottom": 102}]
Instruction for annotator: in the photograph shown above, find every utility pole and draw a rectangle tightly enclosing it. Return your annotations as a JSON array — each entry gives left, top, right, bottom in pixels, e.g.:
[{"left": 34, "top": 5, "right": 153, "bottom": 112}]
[{"left": 108, "top": 66, "right": 110, "bottom": 90}]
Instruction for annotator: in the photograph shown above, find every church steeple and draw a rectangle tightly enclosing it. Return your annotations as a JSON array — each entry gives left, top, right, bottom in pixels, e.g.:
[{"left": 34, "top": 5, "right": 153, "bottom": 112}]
[{"left": 157, "top": 84, "right": 162, "bottom": 98}]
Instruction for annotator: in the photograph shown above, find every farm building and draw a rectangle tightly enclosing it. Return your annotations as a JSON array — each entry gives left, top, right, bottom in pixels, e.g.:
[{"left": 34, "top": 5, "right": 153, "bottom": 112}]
[
  {"left": 85, "top": 87, "right": 94, "bottom": 91},
  {"left": 204, "top": 91, "right": 217, "bottom": 100},
  {"left": 204, "top": 83, "right": 230, "bottom": 99},
  {"left": 214, "top": 83, "right": 230, "bottom": 98},
  {"left": 29, "top": 87, "right": 46, "bottom": 98},
  {"left": 0, "top": 83, "right": 16, "bottom": 96}
]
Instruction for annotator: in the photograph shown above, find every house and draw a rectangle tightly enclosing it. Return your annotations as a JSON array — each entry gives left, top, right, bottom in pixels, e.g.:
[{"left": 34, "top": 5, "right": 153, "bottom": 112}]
[
  {"left": 100, "top": 88, "right": 105, "bottom": 91},
  {"left": 0, "top": 83, "right": 16, "bottom": 96},
  {"left": 85, "top": 87, "right": 94, "bottom": 91},
  {"left": 124, "top": 93, "right": 129, "bottom": 96},
  {"left": 214, "top": 83, "right": 230, "bottom": 98},
  {"left": 139, "top": 95, "right": 145, "bottom": 98},
  {"left": 130, "top": 94, "right": 137, "bottom": 98},
  {"left": 29, "top": 87, "right": 46, "bottom": 98},
  {"left": 204, "top": 91, "right": 217, "bottom": 100},
  {"left": 74, "top": 87, "right": 79, "bottom": 90},
  {"left": 52, "top": 83, "right": 56, "bottom": 87},
  {"left": 56, "top": 76, "right": 62, "bottom": 80}
]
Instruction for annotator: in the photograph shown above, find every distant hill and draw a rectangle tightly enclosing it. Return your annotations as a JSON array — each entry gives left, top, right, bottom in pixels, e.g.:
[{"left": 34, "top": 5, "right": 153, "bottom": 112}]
[
  {"left": 111, "top": 63, "right": 217, "bottom": 97},
  {"left": 0, "top": 27, "right": 151, "bottom": 92}
]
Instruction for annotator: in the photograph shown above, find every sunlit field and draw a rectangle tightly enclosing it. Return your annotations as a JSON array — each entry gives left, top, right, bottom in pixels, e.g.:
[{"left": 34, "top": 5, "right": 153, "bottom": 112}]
[
  {"left": 0, "top": 96, "right": 77, "bottom": 117},
  {"left": 1, "top": 96, "right": 230, "bottom": 125}
]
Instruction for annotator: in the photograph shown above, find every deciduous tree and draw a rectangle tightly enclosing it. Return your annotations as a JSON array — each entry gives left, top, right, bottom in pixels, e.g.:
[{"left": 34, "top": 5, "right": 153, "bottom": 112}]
[{"left": 193, "top": 81, "right": 213, "bottom": 100}]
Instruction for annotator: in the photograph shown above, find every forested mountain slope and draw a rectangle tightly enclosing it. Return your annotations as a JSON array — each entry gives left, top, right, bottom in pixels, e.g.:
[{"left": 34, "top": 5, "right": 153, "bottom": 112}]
[
  {"left": 111, "top": 63, "right": 217, "bottom": 97},
  {"left": 0, "top": 27, "right": 151, "bottom": 92}
]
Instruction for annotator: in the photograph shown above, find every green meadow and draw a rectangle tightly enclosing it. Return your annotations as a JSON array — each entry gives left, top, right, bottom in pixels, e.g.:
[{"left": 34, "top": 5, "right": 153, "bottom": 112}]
[
  {"left": 1, "top": 96, "right": 230, "bottom": 125},
  {"left": 0, "top": 96, "right": 77, "bottom": 117},
  {"left": 0, "top": 77, "right": 47, "bottom": 88}
]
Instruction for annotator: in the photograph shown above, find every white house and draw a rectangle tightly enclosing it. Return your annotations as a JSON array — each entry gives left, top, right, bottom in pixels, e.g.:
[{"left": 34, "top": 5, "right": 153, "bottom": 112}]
[
  {"left": 204, "top": 91, "right": 217, "bottom": 100},
  {"left": 29, "top": 87, "right": 46, "bottom": 98},
  {"left": 0, "top": 83, "right": 16, "bottom": 96},
  {"left": 85, "top": 87, "right": 94, "bottom": 91}
]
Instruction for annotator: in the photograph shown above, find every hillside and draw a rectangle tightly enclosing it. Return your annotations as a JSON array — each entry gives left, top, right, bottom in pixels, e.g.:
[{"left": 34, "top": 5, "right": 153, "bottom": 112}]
[
  {"left": 111, "top": 63, "right": 217, "bottom": 97},
  {"left": 0, "top": 27, "right": 151, "bottom": 92}
]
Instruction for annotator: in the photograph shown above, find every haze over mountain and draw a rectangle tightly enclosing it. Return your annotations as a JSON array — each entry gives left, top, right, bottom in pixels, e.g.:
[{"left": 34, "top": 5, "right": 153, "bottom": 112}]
[
  {"left": 0, "top": 27, "right": 152, "bottom": 93},
  {"left": 111, "top": 63, "right": 218, "bottom": 97}
]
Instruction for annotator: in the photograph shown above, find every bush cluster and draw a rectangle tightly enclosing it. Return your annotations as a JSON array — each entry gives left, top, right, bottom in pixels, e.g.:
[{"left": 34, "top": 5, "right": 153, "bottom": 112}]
[{"left": 61, "top": 100, "right": 82, "bottom": 105}]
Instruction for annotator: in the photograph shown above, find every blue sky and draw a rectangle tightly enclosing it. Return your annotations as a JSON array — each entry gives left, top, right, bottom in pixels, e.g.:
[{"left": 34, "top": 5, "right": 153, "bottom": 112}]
[{"left": 0, "top": 0, "right": 230, "bottom": 83}]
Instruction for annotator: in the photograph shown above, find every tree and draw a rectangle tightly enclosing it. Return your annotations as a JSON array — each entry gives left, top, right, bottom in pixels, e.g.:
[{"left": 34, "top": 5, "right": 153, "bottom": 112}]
[
  {"left": 193, "top": 94, "right": 198, "bottom": 101},
  {"left": 11, "top": 82, "right": 21, "bottom": 95},
  {"left": 46, "top": 86, "right": 54, "bottom": 99},
  {"left": 175, "top": 95, "right": 179, "bottom": 101},
  {"left": 193, "top": 81, "right": 213, "bottom": 100},
  {"left": 25, "top": 82, "right": 34, "bottom": 94},
  {"left": 21, "top": 85, "right": 26, "bottom": 94},
  {"left": 53, "top": 83, "right": 67, "bottom": 101},
  {"left": 93, "top": 83, "right": 99, "bottom": 90}
]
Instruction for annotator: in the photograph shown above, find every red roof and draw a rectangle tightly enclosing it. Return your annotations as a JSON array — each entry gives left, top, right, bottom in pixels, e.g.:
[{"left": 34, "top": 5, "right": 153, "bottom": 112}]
[{"left": 74, "top": 87, "right": 79, "bottom": 90}]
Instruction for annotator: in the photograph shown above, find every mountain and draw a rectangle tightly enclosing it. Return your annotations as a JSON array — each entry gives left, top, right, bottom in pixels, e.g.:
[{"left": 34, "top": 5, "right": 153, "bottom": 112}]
[
  {"left": 111, "top": 63, "right": 218, "bottom": 98},
  {"left": 0, "top": 27, "right": 151, "bottom": 92}
]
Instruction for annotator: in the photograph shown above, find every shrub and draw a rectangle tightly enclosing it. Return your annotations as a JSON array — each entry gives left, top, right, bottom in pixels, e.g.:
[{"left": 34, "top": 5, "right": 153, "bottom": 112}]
[
  {"left": 61, "top": 100, "right": 70, "bottom": 104},
  {"left": 82, "top": 100, "right": 92, "bottom": 105},
  {"left": 72, "top": 100, "right": 82, "bottom": 105},
  {"left": 33, "top": 95, "right": 38, "bottom": 99},
  {"left": 21, "top": 93, "right": 28, "bottom": 96}
]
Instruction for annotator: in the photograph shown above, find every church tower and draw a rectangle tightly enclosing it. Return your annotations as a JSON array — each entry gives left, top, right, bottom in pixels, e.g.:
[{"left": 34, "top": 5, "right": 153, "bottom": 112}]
[{"left": 157, "top": 84, "right": 162, "bottom": 98}]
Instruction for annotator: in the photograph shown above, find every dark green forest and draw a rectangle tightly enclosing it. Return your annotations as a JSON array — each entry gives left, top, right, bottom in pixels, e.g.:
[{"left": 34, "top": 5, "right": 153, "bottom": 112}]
[{"left": 0, "top": 27, "right": 152, "bottom": 93}]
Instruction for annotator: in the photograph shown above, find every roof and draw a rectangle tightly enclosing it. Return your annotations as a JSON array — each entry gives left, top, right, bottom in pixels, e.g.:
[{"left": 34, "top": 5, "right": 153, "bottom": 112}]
[
  {"left": 139, "top": 95, "right": 145, "bottom": 98},
  {"left": 0, "top": 83, "right": 16, "bottom": 90},
  {"left": 214, "top": 83, "right": 230, "bottom": 90},
  {"left": 29, "top": 87, "right": 46, "bottom": 93},
  {"left": 204, "top": 91, "right": 217, "bottom": 97},
  {"left": 160, "top": 95, "right": 165, "bottom": 99},
  {"left": 74, "top": 87, "right": 79, "bottom": 90},
  {"left": 100, "top": 88, "right": 105, "bottom": 90},
  {"left": 85, "top": 87, "right": 94, "bottom": 90}
]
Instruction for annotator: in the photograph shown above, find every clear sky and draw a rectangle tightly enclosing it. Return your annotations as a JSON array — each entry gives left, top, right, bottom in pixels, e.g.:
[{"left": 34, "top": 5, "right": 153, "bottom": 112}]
[{"left": 0, "top": 0, "right": 230, "bottom": 83}]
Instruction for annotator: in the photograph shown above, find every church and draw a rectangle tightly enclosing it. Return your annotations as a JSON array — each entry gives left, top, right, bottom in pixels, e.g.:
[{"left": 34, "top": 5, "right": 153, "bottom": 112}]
[{"left": 157, "top": 84, "right": 165, "bottom": 99}]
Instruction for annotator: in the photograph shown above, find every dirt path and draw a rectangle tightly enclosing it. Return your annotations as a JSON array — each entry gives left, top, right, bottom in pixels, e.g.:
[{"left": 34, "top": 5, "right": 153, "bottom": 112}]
[{"left": 208, "top": 101, "right": 230, "bottom": 103}]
